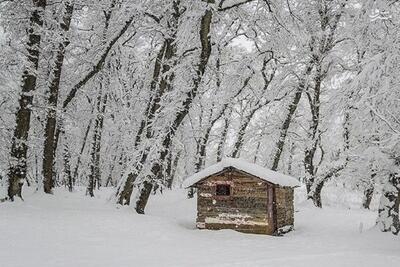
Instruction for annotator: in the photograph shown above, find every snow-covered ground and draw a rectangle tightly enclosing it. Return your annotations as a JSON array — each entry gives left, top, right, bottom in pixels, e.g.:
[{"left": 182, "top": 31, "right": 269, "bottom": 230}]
[{"left": 0, "top": 186, "right": 399, "bottom": 267}]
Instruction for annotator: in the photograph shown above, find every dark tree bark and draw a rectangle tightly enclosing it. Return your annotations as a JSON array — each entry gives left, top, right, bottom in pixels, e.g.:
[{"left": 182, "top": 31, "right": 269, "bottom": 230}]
[
  {"left": 81, "top": 1, "right": 115, "bottom": 197},
  {"left": 165, "top": 151, "right": 181, "bottom": 189},
  {"left": 304, "top": 62, "right": 323, "bottom": 194},
  {"left": 216, "top": 112, "right": 230, "bottom": 162},
  {"left": 133, "top": 38, "right": 177, "bottom": 148},
  {"left": 116, "top": 1, "right": 182, "bottom": 205},
  {"left": 253, "top": 140, "right": 261, "bottom": 163},
  {"left": 43, "top": 0, "right": 127, "bottom": 194},
  {"left": 309, "top": 164, "right": 345, "bottom": 208},
  {"left": 271, "top": 60, "right": 314, "bottom": 171},
  {"left": 72, "top": 118, "right": 92, "bottom": 182},
  {"left": 362, "top": 184, "right": 374, "bottom": 210},
  {"left": 61, "top": 12, "right": 133, "bottom": 110},
  {"left": 62, "top": 136, "right": 73, "bottom": 192},
  {"left": 50, "top": 12, "right": 135, "bottom": 173},
  {"left": 7, "top": 0, "right": 47, "bottom": 200},
  {"left": 132, "top": 0, "right": 182, "bottom": 150},
  {"left": 133, "top": 1, "right": 214, "bottom": 213},
  {"left": 200, "top": 63, "right": 253, "bottom": 162},
  {"left": 87, "top": 89, "right": 108, "bottom": 197},
  {"left": 231, "top": 55, "right": 276, "bottom": 158},
  {"left": 377, "top": 172, "right": 400, "bottom": 235},
  {"left": 311, "top": 180, "right": 325, "bottom": 208},
  {"left": 271, "top": 0, "right": 347, "bottom": 172},
  {"left": 231, "top": 109, "right": 259, "bottom": 158},
  {"left": 42, "top": 0, "right": 74, "bottom": 194}
]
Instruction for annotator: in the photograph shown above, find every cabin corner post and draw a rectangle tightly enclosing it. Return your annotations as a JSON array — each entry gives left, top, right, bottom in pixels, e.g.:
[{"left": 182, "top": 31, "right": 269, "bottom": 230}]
[
  {"left": 195, "top": 184, "right": 206, "bottom": 229},
  {"left": 274, "top": 186, "right": 296, "bottom": 235},
  {"left": 272, "top": 185, "right": 278, "bottom": 235}
]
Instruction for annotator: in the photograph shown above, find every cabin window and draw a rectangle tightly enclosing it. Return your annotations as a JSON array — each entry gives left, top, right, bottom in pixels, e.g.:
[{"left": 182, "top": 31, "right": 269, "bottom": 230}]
[{"left": 216, "top": 184, "right": 231, "bottom": 196}]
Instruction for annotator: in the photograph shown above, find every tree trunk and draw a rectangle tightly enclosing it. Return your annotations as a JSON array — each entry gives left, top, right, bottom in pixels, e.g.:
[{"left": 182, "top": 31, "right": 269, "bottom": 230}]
[
  {"left": 7, "top": 0, "right": 47, "bottom": 200},
  {"left": 377, "top": 172, "right": 400, "bottom": 235},
  {"left": 42, "top": 0, "right": 74, "bottom": 194},
  {"left": 87, "top": 89, "right": 108, "bottom": 197},
  {"left": 311, "top": 180, "right": 324, "bottom": 208},
  {"left": 195, "top": 127, "right": 211, "bottom": 172},
  {"left": 231, "top": 56, "right": 275, "bottom": 159},
  {"left": 133, "top": 2, "right": 213, "bottom": 213},
  {"left": 115, "top": 1, "right": 182, "bottom": 205},
  {"left": 231, "top": 110, "right": 258, "bottom": 158},
  {"left": 49, "top": 10, "right": 135, "bottom": 174},
  {"left": 304, "top": 62, "right": 323, "bottom": 194},
  {"left": 362, "top": 185, "right": 374, "bottom": 210},
  {"left": 134, "top": 180, "right": 153, "bottom": 214},
  {"left": 166, "top": 151, "right": 181, "bottom": 189},
  {"left": 271, "top": 1, "right": 346, "bottom": 172},
  {"left": 116, "top": 173, "right": 137, "bottom": 205},
  {"left": 287, "top": 142, "right": 295, "bottom": 175},
  {"left": 217, "top": 111, "right": 231, "bottom": 162},
  {"left": 271, "top": 60, "right": 314, "bottom": 171},
  {"left": 62, "top": 136, "right": 73, "bottom": 192},
  {"left": 72, "top": 119, "right": 92, "bottom": 182},
  {"left": 309, "top": 165, "right": 345, "bottom": 208}
]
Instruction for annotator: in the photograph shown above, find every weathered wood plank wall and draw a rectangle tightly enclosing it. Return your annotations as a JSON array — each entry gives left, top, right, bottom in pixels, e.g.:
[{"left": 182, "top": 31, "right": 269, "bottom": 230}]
[{"left": 196, "top": 170, "right": 274, "bottom": 234}]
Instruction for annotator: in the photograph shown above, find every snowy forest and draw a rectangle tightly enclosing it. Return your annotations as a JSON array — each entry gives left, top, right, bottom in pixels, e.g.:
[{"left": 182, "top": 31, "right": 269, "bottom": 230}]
[{"left": 0, "top": 0, "right": 399, "bottom": 266}]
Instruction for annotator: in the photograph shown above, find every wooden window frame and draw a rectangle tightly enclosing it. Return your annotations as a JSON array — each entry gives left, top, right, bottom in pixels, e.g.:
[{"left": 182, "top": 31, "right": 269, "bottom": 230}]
[{"left": 214, "top": 183, "right": 232, "bottom": 199}]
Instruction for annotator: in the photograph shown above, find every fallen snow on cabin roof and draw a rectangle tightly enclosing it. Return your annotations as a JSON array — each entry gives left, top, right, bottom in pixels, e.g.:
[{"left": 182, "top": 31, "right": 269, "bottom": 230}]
[{"left": 183, "top": 158, "right": 300, "bottom": 188}]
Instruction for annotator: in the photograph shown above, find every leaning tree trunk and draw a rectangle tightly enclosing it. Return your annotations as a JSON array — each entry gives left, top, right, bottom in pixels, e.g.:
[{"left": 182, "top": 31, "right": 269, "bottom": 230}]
[
  {"left": 7, "top": 0, "right": 47, "bottom": 200},
  {"left": 231, "top": 110, "right": 258, "bottom": 158},
  {"left": 87, "top": 89, "right": 108, "bottom": 197},
  {"left": 271, "top": 1, "right": 346, "bottom": 172},
  {"left": 72, "top": 118, "right": 92, "bottom": 182},
  {"left": 62, "top": 136, "right": 73, "bottom": 192},
  {"left": 231, "top": 55, "right": 277, "bottom": 159},
  {"left": 42, "top": 0, "right": 74, "bottom": 194},
  {"left": 133, "top": 3, "right": 213, "bottom": 213},
  {"left": 309, "top": 164, "right": 345, "bottom": 208},
  {"left": 192, "top": 45, "right": 253, "bottom": 170},
  {"left": 377, "top": 172, "right": 400, "bottom": 235},
  {"left": 115, "top": 1, "right": 182, "bottom": 205},
  {"left": 271, "top": 60, "right": 314, "bottom": 171},
  {"left": 49, "top": 12, "right": 135, "bottom": 179},
  {"left": 114, "top": 37, "right": 176, "bottom": 204}
]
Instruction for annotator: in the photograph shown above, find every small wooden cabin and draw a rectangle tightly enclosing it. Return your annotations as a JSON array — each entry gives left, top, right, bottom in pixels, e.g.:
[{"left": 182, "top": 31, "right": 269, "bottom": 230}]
[{"left": 183, "top": 158, "right": 300, "bottom": 235}]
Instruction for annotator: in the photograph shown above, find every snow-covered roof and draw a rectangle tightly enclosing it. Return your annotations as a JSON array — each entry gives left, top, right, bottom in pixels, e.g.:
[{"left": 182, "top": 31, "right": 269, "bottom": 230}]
[{"left": 183, "top": 158, "right": 300, "bottom": 188}]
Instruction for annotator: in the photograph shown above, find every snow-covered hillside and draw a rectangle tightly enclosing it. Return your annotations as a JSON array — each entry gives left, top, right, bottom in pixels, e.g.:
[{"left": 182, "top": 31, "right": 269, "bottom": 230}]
[{"left": 0, "top": 187, "right": 398, "bottom": 267}]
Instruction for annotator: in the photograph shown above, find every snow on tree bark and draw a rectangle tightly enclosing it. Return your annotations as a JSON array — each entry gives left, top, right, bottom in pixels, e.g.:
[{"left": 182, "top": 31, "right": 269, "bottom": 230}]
[
  {"left": 377, "top": 172, "right": 400, "bottom": 235},
  {"left": 133, "top": 0, "right": 214, "bottom": 213},
  {"left": 42, "top": 0, "right": 74, "bottom": 195},
  {"left": 7, "top": 0, "right": 47, "bottom": 200},
  {"left": 115, "top": 0, "right": 182, "bottom": 205}
]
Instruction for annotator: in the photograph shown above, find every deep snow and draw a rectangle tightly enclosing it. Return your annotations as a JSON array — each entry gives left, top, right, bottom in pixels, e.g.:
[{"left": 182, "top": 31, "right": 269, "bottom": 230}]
[{"left": 0, "top": 186, "right": 399, "bottom": 267}]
